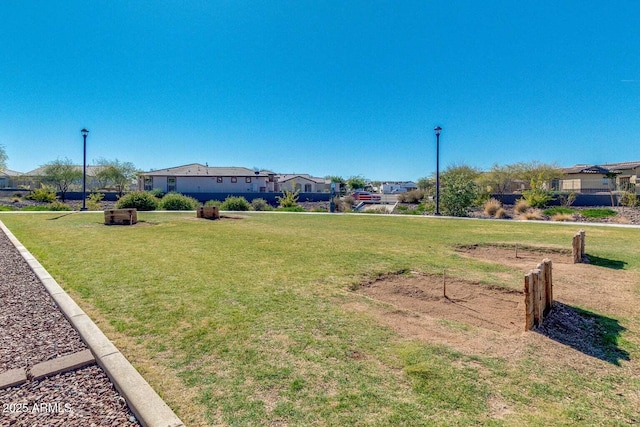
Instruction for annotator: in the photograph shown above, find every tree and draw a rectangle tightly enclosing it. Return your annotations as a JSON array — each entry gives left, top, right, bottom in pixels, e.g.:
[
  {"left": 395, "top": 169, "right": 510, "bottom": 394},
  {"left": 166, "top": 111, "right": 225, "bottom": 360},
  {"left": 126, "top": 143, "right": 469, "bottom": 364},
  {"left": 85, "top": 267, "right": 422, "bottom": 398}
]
[
  {"left": 0, "top": 145, "right": 7, "bottom": 172},
  {"left": 347, "top": 175, "right": 368, "bottom": 191},
  {"left": 416, "top": 177, "right": 434, "bottom": 190},
  {"left": 94, "top": 158, "right": 138, "bottom": 197},
  {"left": 41, "top": 158, "right": 82, "bottom": 202},
  {"left": 477, "top": 164, "right": 518, "bottom": 199},
  {"left": 440, "top": 165, "right": 481, "bottom": 217}
]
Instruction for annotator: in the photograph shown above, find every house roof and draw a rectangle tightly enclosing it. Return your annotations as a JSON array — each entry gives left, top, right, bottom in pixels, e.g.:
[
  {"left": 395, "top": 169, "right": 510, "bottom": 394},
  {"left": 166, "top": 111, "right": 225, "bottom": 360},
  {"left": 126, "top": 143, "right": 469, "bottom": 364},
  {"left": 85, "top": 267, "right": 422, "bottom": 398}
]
[
  {"left": 143, "top": 164, "right": 273, "bottom": 177},
  {"left": 562, "top": 165, "right": 612, "bottom": 175},
  {"left": 277, "top": 174, "right": 328, "bottom": 184},
  {"left": 600, "top": 161, "right": 640, "bottom": 170},
  {"left": 24, "top": 165, "right": 102, "bottom": 176},
  {"left": 1, "top": 169, "right": 23, "bottom": 177}
]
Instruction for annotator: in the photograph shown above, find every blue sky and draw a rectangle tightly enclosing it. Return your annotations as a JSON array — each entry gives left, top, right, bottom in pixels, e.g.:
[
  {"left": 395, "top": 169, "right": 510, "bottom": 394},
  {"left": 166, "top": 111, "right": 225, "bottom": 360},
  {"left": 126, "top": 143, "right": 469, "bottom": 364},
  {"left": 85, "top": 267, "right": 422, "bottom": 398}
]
[{"left": 1, "top": 1, "right": 638, "bottom": 181}]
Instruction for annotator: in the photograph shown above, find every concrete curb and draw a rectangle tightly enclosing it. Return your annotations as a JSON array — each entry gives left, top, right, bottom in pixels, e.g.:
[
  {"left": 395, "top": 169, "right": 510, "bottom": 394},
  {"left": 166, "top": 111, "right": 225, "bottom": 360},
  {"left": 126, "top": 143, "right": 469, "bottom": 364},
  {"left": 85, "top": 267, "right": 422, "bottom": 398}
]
[{"left": 0, "top": 220, "right": 185, "bottom": 427}]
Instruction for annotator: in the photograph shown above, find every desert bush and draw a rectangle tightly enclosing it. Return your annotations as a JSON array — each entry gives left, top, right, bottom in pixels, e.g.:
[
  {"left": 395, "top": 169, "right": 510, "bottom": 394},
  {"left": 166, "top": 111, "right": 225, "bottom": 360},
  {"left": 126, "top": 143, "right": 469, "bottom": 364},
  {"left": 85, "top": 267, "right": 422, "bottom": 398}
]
[
  {"left": 276, "top": 189, "right": 300, "bottom": 208},
  {"left": 619, "top": 191, "right": 638, "bottom": 208},
  {"left": 220, "top": 196, "right": 251, "bottom": 211},
  {"left": 334, "top": 195, "right": 354, "bottom": 212},
  {"left": 25, "top": 186, "right": 57, "bottom": 203},
  {"left": 520, "top": 210, "right": 543, "bottom": 220},
  {"left": 397, "top": 189, "right": 426, "bottom": 203},
  {"left": 160, "top": 192, "right": 200, "bottom": 210},
  {"left": 557, "top": 191, "right": 577, "bottom": 208},
  {"left": 494, "top": 208, "right": 508, "bottom": 219},
  {"left": 251, "top": 198, "right": 272, "bottom": 211},
  {"left": 514, "top": 199, "right": 530, "bottom": 214},
  {"left": 86, "top": 192, "right": 104, "bottom": 211},
  {"left": 521, "top": 187, "right": 553, "bottom": 208},
  {"left": 115, "top": 191, "right": 159, "bottom": 211},
  {"left": 483, "top": 198, "right": 502, "bottom": 216},
  {"left": 551, "top": 213, "right": 574, "bottom": 222}
]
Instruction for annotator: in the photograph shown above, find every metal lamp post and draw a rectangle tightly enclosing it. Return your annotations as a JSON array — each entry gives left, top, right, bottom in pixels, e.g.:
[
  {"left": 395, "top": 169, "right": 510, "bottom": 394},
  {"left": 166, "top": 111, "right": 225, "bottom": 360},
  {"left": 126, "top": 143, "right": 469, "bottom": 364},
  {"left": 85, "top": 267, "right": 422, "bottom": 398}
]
[
  {"left": 434, "top": 126, "right": 442, "bottom": 216},
  {"left": 80, "top": 128, "right": 89, "bottom": 211}
]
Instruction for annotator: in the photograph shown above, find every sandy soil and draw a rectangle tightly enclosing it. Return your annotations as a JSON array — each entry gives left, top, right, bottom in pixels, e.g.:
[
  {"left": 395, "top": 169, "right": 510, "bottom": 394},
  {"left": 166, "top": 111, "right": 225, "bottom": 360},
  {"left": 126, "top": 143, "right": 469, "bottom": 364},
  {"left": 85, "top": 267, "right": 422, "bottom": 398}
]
[{"left": 349, "top": 244, "right": 639, "bottom": 371}]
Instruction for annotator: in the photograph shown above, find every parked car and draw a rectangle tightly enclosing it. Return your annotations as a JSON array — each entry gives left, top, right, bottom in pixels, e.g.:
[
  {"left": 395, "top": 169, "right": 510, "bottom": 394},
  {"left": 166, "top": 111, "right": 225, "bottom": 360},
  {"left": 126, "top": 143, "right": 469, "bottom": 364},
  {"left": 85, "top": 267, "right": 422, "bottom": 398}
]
[{"left": 351, "top": 191, "right": 381, "bottom": 201}]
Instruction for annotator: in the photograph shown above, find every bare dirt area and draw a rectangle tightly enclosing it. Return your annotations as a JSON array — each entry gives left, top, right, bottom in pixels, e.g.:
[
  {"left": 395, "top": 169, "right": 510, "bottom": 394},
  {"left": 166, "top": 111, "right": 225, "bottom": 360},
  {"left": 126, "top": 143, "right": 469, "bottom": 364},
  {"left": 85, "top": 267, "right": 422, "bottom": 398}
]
[{"left": 351, "top": 243, "right": 639, "bottom": 370}]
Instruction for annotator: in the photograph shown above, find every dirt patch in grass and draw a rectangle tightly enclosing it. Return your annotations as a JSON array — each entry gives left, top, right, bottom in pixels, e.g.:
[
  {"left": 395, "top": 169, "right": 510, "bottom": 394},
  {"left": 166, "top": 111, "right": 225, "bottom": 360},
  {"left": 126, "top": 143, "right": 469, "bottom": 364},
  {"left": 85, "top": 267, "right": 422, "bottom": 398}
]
[{"left": 349, "top": 243, "right": 639, "bottom": 368}]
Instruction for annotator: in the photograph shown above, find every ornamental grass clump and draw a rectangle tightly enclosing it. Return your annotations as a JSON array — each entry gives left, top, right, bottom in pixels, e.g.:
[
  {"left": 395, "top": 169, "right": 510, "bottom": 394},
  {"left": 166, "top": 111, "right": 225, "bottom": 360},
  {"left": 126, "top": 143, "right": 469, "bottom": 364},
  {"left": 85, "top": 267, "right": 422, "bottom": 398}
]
[
  {"left": 551, "top": 213, "right": 574, "bottom": 222},
  {"left": 514, "top": 199, "right": 530, "bottom": 214},
  {"left": 483, "top": 198, "right": 502, "bottom": 216},
  {"left": 494, "top": 207, "right": 508, "bottom": 219}
]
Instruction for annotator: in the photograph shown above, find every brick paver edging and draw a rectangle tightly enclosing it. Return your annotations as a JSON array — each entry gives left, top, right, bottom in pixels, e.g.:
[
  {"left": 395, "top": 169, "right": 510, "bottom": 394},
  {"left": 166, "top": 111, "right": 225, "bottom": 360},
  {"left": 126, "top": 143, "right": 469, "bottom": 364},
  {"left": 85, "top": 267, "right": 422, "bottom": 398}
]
[{"left": 0, "top": 220, "right": 185, "bottom": 427}]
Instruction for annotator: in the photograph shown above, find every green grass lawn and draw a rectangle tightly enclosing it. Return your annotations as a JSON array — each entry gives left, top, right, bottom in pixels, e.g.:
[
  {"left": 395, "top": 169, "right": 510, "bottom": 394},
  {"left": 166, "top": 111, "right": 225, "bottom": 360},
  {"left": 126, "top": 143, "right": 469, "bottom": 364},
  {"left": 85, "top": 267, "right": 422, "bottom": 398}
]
[{"left": 1, "top": 212, "right": 639, "bottom": 426}]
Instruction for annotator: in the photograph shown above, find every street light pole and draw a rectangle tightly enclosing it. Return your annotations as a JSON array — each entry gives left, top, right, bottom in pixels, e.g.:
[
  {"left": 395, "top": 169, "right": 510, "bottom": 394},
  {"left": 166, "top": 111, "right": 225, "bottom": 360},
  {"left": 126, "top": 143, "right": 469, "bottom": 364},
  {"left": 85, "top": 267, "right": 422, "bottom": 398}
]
[
  {"left": 81, "top": 128, "right": 89, "bottom": 211},
  {"left": 434, "top": 126, "right": 442, "bottom": 216}
]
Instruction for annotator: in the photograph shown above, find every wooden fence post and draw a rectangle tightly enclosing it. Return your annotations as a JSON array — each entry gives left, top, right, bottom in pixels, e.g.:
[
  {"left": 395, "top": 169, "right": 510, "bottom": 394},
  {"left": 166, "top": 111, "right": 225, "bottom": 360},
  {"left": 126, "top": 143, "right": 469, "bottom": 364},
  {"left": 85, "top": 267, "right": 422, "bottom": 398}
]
[
  {"left": 524, "top": 272, "right": 534, "bottom": 331},
  {"left": 543, "top": 259, "right": 553, "bottom": 314},
  {"left": 579, "top": 229, "right": 586, "bottom": 259}
]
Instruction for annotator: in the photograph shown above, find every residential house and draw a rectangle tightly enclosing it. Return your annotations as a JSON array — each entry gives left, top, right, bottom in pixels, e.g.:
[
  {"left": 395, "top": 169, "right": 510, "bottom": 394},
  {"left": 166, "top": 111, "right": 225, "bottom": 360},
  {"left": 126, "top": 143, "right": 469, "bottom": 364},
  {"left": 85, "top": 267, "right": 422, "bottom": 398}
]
[
  {"left": 559, "top": 162, "right": 640, "bottom": 194},
  {"left": 21, "top": 165, "right": 102, "bottom": 190},
  {"left": 0, "top": 169, "right": 23, "bottom": 188},
  {"left": 380, "top": 181, "right": 418, "bottom": 194},
  {"left": 277, "top": 174, "right": 331, "bottom": 193},
  {"left": 138, "top": 164, "right": 277, "bottom": 193}
]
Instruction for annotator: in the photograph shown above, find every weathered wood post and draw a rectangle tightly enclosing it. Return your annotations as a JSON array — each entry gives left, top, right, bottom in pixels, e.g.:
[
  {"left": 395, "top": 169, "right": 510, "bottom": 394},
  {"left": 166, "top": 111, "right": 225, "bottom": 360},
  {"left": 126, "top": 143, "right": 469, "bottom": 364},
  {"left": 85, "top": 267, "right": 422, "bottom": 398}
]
[
  {"left": 524, "top": 272, "right": 535, "bottom": 331},
  {"left": 579, "top": 229, "right": 586, "bottom": 260},
  {"left": 543, "top": 259, "right": 553, "bottom": 314}
]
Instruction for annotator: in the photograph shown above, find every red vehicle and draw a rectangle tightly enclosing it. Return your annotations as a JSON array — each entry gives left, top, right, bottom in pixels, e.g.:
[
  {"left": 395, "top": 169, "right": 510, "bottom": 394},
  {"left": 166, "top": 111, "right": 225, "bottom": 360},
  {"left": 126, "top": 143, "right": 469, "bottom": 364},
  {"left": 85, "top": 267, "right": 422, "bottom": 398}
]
[{"left": 351, "top": 191, "right": 381, "bottom": 201}]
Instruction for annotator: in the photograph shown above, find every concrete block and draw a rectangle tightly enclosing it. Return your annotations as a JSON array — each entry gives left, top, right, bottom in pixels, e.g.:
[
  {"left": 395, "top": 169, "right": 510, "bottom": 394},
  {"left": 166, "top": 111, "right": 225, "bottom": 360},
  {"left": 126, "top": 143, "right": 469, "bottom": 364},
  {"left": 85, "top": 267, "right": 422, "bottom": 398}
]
[
  {"left": 0, "top": 368, "right": 28, "bottom": 389},
  {"left": 99, "top": 352, "right": 185, "bottom": 427},
  {"left": 30, "top": 349, "right": 95, "bottom": 380}
]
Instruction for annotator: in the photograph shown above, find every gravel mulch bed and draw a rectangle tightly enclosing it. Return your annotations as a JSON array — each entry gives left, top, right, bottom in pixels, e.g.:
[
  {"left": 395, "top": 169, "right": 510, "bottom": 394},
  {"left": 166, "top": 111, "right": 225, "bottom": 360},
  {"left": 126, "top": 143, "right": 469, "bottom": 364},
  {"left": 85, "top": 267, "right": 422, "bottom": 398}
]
[{"left": 0, "top": 230, "right": 139, "bottom": 426}]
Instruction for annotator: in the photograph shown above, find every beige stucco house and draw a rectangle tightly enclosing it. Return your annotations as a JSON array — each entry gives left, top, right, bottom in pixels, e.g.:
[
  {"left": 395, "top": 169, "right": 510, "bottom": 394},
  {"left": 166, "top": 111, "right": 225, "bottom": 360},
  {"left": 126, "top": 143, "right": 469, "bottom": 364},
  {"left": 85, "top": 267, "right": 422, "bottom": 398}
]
[
  {"left": 138, "top": 164, "right": 277, "bottom": 193},
  {"left": 559, "top": 162, "right": 640, "bottom": 194},
  {"left": 277, "top": 174, "right": 331, "bottom": 193}
]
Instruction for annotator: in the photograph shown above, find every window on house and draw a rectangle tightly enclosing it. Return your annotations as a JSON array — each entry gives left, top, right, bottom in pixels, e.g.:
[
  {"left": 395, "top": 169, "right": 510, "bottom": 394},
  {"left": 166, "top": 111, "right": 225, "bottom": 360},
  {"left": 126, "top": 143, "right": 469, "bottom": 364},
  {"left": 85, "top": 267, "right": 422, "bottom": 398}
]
[
  {"left": 304, "top": 184, "right": 312, "bottom": 192},
  {"left": 144, "top": 177, "right": 153, "bottom": 191},
  {"left": 245, "top": 177, "right": 252, "bottom": 183},
  {"left": 167, "top": 177, "right": 176, "bottom": 192},
  {"left": 231, "top": 177, "right": 237, "bottom": 183}
]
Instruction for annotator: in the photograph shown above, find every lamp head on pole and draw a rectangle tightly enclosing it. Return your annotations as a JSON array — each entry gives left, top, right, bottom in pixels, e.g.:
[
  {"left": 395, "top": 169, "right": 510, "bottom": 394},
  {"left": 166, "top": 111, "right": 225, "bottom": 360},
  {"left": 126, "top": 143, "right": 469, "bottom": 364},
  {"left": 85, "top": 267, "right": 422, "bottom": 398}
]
[
  {"left": 434, "top": 126, "right": 442, "bottom": 136},
  {"left": 81, "top": 128, "right": 89, "bottom": 137}
]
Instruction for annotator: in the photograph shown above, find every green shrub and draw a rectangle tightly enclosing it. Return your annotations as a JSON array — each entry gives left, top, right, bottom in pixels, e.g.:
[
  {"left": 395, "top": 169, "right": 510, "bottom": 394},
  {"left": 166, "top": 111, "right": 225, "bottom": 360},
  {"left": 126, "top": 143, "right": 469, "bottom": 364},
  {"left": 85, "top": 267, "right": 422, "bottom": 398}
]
[
  {"left": 0, "top": 205, "right": 15, "bottom": 211},
  {"left": 49, "top": 201, "right": 72, "bottom": 211},
  {"left": 277, "top": 206, "right": 306, "bottom": 212},
  {"left": 276, "top": 189, "right": 300, "bottom": 208},
  {"left": 543, "top": 207, "right": 575, "bottom": 216},
  {"left": 581, "top": 208, "right": 616, "bottom": 219},
  {"left": 204, "top": 200, "right": 222, "bottom": 207},
  {"left": 251, "top": 198, "right": 272, "bottom": 211},
  {"left": 115, "top": 191, "right": 159, "bottom": 211},
  {"left": 25, "top": 186, "right": 57, "bottom": 203},
  {"left": 521, "top": 188, "right": 553, "bottom": 208},
  {"left": 220, "top": 196, "right": 251, "bottom": 211},
  {"left": 159, "top": 192, "right": 200, "bottom": 210},
  {"left": 619, "top": 191, "right": 638, "bottom": 207},
  {"left": 149, "top": 188, "right": 165, "bottom": 198},
  {"left": 86, "top": 192, "right": 104, "bottom": 211}
]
